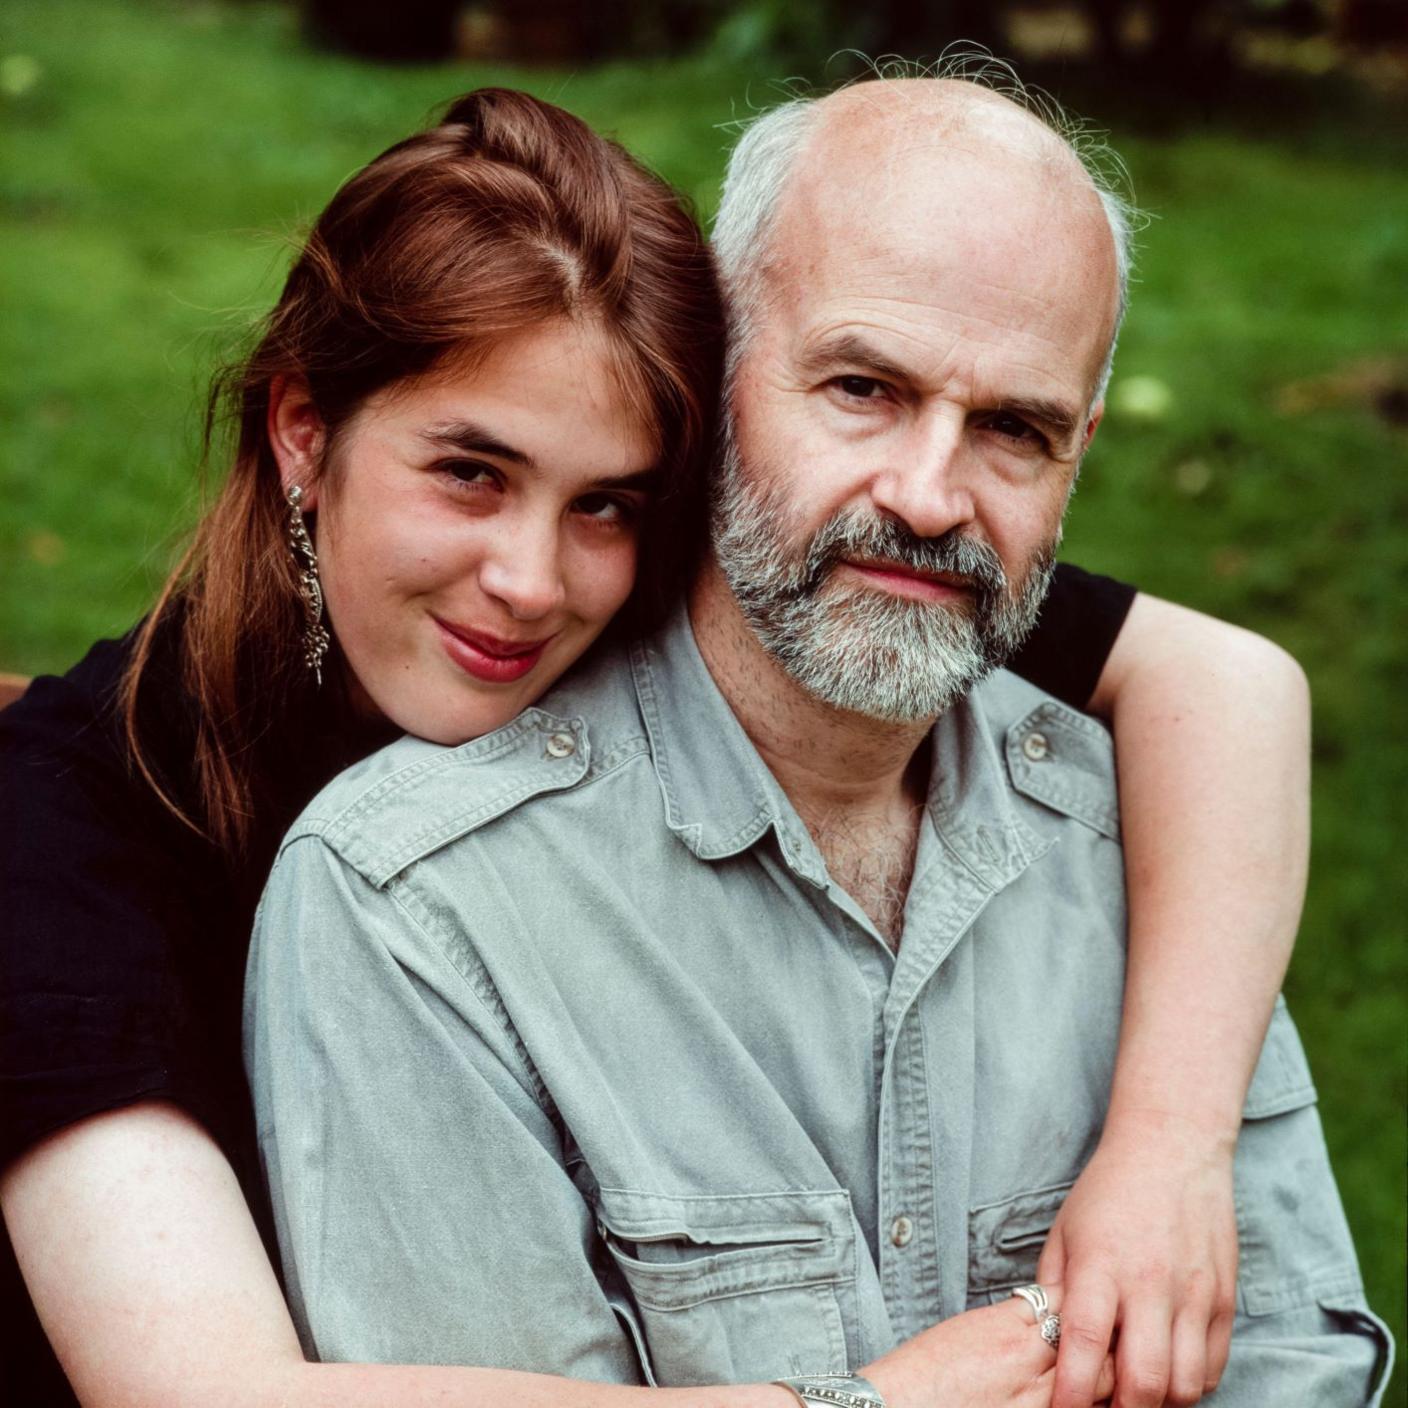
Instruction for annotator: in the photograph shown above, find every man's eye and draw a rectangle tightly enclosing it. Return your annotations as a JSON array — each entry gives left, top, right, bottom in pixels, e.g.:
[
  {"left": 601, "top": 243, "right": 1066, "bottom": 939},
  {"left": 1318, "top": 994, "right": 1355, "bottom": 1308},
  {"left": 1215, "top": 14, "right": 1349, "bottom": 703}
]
[
  {"left": 986, "top": 413, "right": 1041, "bottom": 444},
  {"left": 834, "top": 375, "right": 885, "bottom": 401}
]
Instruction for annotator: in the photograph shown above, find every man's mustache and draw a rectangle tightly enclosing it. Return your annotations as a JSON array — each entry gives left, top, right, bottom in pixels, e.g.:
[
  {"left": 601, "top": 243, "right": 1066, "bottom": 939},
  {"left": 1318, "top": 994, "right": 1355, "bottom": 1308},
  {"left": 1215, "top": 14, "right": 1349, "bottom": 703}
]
[{"left": 795, "top": 513, "right": 1009, "bottom": 603}]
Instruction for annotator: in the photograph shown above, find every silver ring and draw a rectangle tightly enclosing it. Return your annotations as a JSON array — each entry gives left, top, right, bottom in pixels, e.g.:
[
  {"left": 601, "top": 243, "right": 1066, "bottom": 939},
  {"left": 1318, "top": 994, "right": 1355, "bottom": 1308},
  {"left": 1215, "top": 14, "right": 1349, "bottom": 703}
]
[
  {"left": 1040, "top": 1313, "right": 1062, "bottom": 1351},
  {"left": 1011, "top": 1284, "right": 1050, "bottom": 1323}
]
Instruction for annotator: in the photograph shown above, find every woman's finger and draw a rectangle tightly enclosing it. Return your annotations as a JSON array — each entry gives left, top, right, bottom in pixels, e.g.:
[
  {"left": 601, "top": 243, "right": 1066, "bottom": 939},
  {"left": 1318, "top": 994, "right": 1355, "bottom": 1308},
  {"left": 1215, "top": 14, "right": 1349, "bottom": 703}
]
[
  {"left": 1045, "top": 1347, "right": 1117, "bottom": 1408},
  {"left": 1111, "top": 1295, "right": 1172, "bottom": 1408},
  {"left": 1204, "top": 1283, "right": 1235, "bottom": 1393},
  {"left": 1168, "top": 1305, "right": 1209, "bottom": 1406},
  {"left": 1094, "top": 1352, "right": 1117, "bottom": 1401},
  {"left": 1037, "top": 1219, "right": 1067, "bottom": 1287},
  {"left": 1051, "top": 1271, "right": 1118, "bottom": 1408},
  {"left": 1007, "top": 1281, "right": 1063, "bottom": 1322}
]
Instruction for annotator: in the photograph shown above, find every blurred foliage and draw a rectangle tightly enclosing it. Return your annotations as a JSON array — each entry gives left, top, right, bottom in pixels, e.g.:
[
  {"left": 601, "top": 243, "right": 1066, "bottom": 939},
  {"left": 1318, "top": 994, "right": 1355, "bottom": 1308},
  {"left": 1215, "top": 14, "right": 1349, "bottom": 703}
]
[
  {"left": 0, "top": 0, "right": 1404, "bottom": 1398},
  {"left": 298, "top": 0, "right": 1408, "bottom": 80},
  {"left": 302, "top": 0, "right": 463, "bottom": 61}
]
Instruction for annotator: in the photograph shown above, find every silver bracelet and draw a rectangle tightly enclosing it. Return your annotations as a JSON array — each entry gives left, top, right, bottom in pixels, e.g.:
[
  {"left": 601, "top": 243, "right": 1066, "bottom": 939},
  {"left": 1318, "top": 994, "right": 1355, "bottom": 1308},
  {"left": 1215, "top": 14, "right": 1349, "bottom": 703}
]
[{"left": 773, "top": 1373, "right": 887, "bottom": 1408}]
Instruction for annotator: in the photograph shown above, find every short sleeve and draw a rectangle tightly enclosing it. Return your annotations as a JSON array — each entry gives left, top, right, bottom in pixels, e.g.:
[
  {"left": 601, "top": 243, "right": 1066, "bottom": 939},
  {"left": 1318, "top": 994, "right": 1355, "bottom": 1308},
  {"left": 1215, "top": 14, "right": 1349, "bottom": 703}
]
[
  {"left": 0, "top": 637, "right": 241, "bottom": 1169},
  {"left": 1006, "top": 563, "right": 1137, "bottom": 711}
]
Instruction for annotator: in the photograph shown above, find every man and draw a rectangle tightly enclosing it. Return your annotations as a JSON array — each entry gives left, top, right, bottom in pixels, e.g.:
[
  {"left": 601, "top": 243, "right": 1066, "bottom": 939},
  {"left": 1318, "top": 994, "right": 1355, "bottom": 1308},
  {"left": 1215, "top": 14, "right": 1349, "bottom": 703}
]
[{"left": 249, "top": 75, "right": 1391, "bottom": 1407}]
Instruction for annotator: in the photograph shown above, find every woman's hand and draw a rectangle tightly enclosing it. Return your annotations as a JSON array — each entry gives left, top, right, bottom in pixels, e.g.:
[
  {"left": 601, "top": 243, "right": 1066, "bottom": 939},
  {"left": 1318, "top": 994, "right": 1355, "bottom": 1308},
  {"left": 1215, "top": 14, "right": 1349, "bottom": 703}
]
[
  {"left": 865, "top": 1288, "right": 1115, "bottom": 1408},
  {"left": 1037, "top": 1112, "right": 1238, "bottom": 1408},
  {"left": 1068, "top": 594, "right": 1309, "bottom": 1406}
]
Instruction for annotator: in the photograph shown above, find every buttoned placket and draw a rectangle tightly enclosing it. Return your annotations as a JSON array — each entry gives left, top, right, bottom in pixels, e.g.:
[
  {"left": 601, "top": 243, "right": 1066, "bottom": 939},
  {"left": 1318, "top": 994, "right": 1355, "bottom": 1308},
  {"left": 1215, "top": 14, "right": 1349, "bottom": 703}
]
[
  {"left": 821, "top": 823, "right": 1041, "bottom": 1344},
  {"left": 629, "top": 615, "right": 1051, "bottom": 1348},
  {"left": 766, "top": 794, "right": 1043, "bottom": 1346},
  {"left": 894, "top": 806, "right": 1050, "bottom": 1338}
]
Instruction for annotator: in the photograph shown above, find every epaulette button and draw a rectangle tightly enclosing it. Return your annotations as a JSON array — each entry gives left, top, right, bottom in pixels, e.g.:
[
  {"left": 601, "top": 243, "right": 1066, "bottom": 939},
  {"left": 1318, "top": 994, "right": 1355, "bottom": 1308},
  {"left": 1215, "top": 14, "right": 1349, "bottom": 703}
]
[{"left": 1021, "top": 731, "right": 1050, "bottom": 762}]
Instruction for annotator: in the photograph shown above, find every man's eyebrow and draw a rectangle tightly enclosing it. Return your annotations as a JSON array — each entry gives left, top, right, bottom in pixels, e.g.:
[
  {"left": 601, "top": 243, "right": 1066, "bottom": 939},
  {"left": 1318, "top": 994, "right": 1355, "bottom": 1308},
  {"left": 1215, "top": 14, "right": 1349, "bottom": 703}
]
[
  {"left": 797, "top": 333, "right": 915, "bottom": 384},
  {"left": 421, "top": 421, "right": 534, "bottom": 467},
  {"left": 799, "top": 335, "right": 1086, "bottom": 441},
  {"left": 996, "top": 397, "right": 1083, "bottom": 442}
]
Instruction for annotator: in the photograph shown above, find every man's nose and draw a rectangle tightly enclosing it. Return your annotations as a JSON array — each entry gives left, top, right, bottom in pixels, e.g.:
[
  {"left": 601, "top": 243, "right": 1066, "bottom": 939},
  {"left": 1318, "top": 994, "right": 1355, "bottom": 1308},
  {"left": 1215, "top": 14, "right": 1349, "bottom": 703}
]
[
  {"left": 478, "top": 516, "right": 567, "bottom": 621},
  {"left": 867, "top": 407, "right": 976, "bottom": 539}
]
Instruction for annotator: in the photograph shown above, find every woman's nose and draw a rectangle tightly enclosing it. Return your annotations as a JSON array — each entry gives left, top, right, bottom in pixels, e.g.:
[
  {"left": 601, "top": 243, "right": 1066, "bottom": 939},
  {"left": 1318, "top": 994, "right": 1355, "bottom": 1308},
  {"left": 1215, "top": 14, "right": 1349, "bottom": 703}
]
[{"left": 478, "top": 521, "right": 567, "bottom": 622}]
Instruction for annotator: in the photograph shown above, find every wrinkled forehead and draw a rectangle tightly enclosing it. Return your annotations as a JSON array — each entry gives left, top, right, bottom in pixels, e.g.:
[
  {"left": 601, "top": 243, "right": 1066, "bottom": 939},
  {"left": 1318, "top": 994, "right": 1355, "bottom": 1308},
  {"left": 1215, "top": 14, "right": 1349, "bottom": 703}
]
[{"left": 759, "top": 92, "right": 1119, "bottom": 389}]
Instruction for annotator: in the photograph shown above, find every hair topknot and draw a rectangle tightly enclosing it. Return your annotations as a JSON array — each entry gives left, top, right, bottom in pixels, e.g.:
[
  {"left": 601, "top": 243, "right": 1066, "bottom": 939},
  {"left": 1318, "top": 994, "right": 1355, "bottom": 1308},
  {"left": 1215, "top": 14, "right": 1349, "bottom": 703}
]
[{"left": 434, "top": 88, "right": 639, "bottom": 293}]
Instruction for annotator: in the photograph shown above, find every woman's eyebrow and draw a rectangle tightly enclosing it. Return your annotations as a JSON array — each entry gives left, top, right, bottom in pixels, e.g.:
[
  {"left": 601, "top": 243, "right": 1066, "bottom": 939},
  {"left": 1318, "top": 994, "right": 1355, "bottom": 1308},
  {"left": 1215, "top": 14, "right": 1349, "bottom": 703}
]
[
  {"left": 421, "top": 421, "right": 533, "bottom": 466},
  {"left": 423, "top": 423, "right": 658, "bottom": 492},
  {"left": 592, "top": 467, "right": 661, "bottom": 492}
]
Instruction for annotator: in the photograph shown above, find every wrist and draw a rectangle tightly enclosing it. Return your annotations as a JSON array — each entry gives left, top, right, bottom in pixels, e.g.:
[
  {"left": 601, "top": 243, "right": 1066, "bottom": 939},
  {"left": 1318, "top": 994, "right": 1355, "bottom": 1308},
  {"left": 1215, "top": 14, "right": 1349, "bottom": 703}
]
[
  {"left": 773, "top": 1373, "right": 887, "bottom": 1408},
  {"left": 1100, "top": 1099, "right": 1240, "bottom": 1157},
  {"left": 1109, "top": 985, "right": 1278, "bottom": 1147},
  {"left": 857, "top": 1358, "right": 909, "bottom": 1408}
]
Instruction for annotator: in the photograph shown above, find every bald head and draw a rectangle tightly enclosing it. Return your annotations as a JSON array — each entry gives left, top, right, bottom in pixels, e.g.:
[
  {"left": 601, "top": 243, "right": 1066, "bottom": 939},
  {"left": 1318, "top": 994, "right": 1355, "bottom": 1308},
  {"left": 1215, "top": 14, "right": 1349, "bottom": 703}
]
[
  {"left": 712, "top": 73, "right": 1133, "bottom": 405},
  {"left": 813, "top": 75, "right": 1087, "bottom": 170}
]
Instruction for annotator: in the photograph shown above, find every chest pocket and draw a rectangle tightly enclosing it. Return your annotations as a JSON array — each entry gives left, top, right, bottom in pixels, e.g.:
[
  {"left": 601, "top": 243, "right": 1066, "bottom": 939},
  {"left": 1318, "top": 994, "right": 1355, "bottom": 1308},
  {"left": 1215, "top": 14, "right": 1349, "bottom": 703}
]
[
  {"left": 594, "top": 1187, "right": 857, "bottom": 1385},
  {"left": 965, "top": 1181, "right": 1073, "bottom": 1308}
]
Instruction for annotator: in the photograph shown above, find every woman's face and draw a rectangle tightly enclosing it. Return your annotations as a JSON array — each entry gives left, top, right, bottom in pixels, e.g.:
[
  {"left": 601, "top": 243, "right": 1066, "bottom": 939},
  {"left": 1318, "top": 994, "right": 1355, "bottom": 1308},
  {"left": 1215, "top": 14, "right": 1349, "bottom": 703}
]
[{"left": 272, "top": 320, "right": 657, "bottom": 744}]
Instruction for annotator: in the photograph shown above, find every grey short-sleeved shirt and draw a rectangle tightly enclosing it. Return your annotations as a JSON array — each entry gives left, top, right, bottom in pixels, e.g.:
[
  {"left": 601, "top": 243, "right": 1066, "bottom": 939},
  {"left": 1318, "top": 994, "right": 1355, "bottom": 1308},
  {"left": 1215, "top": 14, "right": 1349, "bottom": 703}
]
[{"left": 246, "top": 607, "right": 1392, "bottom": 1401}]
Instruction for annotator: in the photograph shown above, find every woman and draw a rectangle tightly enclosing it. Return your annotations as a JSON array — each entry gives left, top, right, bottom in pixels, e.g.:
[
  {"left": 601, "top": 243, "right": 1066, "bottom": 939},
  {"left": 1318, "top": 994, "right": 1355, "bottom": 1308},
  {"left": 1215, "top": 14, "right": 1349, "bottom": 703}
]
[{"left": 0, "top": 88, "right": 1308, "bottom": 1407}]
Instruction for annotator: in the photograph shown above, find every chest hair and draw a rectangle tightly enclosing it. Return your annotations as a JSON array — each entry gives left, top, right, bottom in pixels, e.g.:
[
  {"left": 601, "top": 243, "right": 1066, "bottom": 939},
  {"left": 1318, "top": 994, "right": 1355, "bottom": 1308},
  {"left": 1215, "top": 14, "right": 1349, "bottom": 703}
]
[{"left": 804, "top": 803, "right": 923, "bottom": 949}]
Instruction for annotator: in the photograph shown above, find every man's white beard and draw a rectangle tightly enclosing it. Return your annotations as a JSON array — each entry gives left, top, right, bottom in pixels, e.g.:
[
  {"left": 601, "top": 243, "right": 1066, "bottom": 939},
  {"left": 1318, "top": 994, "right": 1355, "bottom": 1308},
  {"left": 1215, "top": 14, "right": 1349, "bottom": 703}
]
[{"left": 710, "top": 426, "right": 1058, "bottom": 723}]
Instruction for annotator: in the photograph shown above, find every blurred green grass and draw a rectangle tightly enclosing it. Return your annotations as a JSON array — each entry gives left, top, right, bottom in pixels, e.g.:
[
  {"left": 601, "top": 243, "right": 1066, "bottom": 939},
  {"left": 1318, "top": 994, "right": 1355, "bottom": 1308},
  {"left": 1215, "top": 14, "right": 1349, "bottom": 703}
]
[{"left": 2, "top": 0, "right": 1404, "bottom": 1394}]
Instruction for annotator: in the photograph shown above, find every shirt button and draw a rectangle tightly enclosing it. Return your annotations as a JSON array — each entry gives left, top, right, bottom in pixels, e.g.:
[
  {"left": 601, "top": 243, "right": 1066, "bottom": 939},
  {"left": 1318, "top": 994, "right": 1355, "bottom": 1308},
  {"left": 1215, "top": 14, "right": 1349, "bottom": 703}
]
[
  {"left": 544, "top": 731, "right": 576, "bottom": 759},
  {"left": 889, "top": 1214, "right": 914, "bottom": 1248},
  {"left": 1021, "top": 730, "right": 1050, "bottom": 762}
]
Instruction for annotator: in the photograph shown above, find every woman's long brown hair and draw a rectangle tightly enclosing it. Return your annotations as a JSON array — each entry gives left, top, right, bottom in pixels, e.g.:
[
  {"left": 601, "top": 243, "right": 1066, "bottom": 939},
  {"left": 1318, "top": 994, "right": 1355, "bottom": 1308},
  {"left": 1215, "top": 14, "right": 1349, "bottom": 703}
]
[{"left": 119, "top": 88, "right": 723, "bottom": 856}]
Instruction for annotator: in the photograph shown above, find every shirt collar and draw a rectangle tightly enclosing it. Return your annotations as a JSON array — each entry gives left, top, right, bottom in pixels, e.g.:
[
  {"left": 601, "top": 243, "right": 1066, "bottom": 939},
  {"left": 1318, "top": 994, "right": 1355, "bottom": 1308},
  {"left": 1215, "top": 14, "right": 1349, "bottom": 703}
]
[
  {"left": 630, "top": 605, "right": 828, "bottom": 880},
  {"left": 630, "top": 604, "right": 1046, "bottom": 890}
]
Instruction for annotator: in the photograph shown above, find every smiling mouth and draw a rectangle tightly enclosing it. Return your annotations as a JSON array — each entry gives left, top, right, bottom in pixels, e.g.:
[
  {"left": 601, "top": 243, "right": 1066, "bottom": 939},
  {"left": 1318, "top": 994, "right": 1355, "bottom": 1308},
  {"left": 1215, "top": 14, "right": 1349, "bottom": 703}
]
[
  {"left": 838, "top": 558, "right": 976, "bottom": 602},
  {"left": 432, "top": 617, "right": 554, "bottom": 684}
]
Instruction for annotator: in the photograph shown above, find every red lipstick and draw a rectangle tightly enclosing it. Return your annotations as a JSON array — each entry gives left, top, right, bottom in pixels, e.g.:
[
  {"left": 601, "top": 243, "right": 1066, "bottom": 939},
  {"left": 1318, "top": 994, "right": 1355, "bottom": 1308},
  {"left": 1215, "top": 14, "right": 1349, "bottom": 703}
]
[{"left": 432, "top": 617, "right": 551, "bottom": 684}]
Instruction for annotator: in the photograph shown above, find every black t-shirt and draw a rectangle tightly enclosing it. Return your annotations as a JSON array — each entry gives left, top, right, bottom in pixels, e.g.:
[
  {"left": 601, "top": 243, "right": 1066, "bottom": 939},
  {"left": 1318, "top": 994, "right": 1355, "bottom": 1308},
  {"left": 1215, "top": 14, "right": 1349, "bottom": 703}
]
[{"left": 0, "top": 563, "right": 1134, "bottom": 1403}]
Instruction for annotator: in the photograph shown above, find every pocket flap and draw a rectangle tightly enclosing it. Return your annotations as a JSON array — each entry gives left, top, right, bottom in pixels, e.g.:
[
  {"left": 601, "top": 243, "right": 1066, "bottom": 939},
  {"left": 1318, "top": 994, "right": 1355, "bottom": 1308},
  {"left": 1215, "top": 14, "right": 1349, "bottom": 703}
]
[
  {"left": 594, "top": 1188, "right": 854, "bottom": 1309},
  {"left": 596, "top": 1187, "right": 846, "bottom": 1244},
  {"left": 967, "top": 1182, "right": 1072, "bottom": 1295},
  {"left": 1005, "top": 703, "right": 1119, "bottom": 840},
  {"left": 1320, "top": 1296, "right": 1396, "bottom": 1406}
]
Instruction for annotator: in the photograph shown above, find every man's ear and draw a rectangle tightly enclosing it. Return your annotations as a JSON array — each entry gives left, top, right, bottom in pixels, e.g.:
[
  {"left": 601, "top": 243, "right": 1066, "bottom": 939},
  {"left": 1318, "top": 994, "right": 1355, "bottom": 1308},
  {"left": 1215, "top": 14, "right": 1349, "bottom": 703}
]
[
  {"left": 268, "top": 375, "right": 326, "bottom": 511},
  {"left": 1082, "top": 400, "right": 1105, "bottom": 453}
]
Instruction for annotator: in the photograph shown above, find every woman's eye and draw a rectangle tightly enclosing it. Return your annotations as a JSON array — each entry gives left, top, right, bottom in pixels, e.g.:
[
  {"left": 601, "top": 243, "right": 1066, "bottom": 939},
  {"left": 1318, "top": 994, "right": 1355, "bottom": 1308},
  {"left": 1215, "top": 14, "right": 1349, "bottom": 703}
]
[
  {"left": 439, "top": 459, "right": 501, "bottom": 491},
  {"left": 574, "top": 493, "right": 639, "bottom": 525},
  {"left": 834, "top": 375, "right": 886, "bottom": 401}
]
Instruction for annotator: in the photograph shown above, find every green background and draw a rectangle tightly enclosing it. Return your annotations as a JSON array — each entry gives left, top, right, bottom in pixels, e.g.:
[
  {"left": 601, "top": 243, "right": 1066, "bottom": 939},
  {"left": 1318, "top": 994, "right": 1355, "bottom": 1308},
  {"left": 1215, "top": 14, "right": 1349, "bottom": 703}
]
[{"left": 2, "top": 1, "right": 1404, "bottom": 1398}]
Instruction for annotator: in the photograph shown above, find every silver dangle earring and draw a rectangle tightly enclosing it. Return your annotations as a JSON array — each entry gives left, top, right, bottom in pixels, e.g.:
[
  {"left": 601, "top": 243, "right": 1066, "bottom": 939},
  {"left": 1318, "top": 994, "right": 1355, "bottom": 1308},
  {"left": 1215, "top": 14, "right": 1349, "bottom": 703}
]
[{"left": 286, "top": 484, "right": 330, "bottom": 687}]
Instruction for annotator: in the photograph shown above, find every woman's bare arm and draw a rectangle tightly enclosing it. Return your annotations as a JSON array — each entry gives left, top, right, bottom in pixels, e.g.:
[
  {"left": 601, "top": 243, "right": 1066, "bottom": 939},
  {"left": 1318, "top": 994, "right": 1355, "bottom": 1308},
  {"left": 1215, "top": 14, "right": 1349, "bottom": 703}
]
[
  {"left": 1042, "top": 593, "right": 1311, "bottom": 1408},
  {"left": 3, "top": 1103, "right": 795, "bottom": 1408},
  {"left": 7, "top": 1101, "right": 1084, "bottom": 1408}
]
